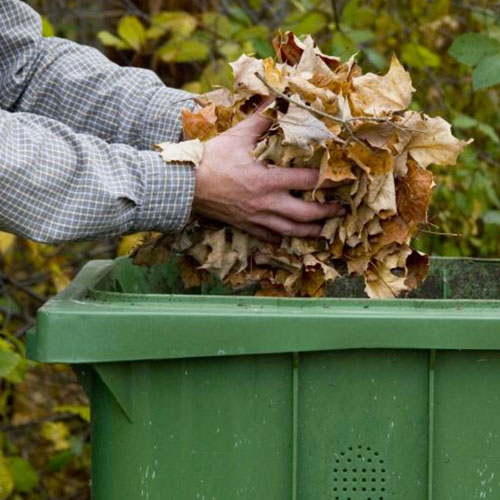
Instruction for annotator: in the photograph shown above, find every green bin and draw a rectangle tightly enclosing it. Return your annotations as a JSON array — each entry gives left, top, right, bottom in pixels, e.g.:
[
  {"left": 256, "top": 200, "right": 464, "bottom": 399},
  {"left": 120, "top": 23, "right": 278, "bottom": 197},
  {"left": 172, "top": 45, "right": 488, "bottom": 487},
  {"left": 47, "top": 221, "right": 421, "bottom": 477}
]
[{"left": 27, "top": 257, "right": 500, "bottom": 500}]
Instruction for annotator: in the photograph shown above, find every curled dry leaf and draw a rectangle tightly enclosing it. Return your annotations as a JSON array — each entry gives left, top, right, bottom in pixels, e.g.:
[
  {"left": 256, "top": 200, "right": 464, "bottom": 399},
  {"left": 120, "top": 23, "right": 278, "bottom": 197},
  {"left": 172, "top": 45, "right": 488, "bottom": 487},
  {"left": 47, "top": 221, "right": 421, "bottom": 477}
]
[
  {"left": 314, "top": 149, "right": 356, "bottom": 196},
  {"left": 402, "top": 112, "right": 473, "bottom": 169},
  {"left": 303, "top": 254, "right": 340, "bottom": 283},
  {"left": 404, "top": 250, "right": 430, "bottom": 291},
  {"left": 350, "top": 55, "right": 415, "bottom": 116},
  {"left": 199, "top": 88, "right": 235, "bottom": 108},
  {"left": 296, "top": 38, "right": 332, "bottom": 77},
  {"left": 365, "top": 254, "right": 409, "bottom": 299},
  {"left": 263, "top": 58, "right": 287, "bottom": 93},
  {"left": 136, "top": 31, "right": 471, "bottom": 299},
  {"left": 279, "top": 96, "right": 336, "bottom": 149},
  {"left": 273, "top": 32, "right": 341, "bottom": 70},
  {"left": 155, "top": 139, "right": 204, "bottom": 168},
  {"left": 199, "top": 229, "right": 239, "bottom": 280},
  {"left": 396, "top": 160, "right": 435, "bottom": 227},
  {"left": 182, "top": 105, "right": 218, "bottom": 141},
  {"left": 365, "top": 172, "right": 397, "bottom": 217},
  {"left": 180, "top": 256, "right": 204, "bottom": 289},
  {"left": 347, "top": 143, "right": 394, "bottom": 176},
  {"left": 230, "top": 54, "right": 270, "bottom": 97},
  {"left": 355, "top": 122, "right": 397, "bottom": 150}
]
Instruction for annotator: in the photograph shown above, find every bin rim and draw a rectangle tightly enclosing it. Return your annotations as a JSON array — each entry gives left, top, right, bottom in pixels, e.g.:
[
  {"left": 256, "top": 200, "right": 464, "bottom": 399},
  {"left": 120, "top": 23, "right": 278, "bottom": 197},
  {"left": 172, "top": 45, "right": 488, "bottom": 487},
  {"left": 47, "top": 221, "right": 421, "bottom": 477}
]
[{"left": 26, "top": 257, "right": 500, "bottom": 364}]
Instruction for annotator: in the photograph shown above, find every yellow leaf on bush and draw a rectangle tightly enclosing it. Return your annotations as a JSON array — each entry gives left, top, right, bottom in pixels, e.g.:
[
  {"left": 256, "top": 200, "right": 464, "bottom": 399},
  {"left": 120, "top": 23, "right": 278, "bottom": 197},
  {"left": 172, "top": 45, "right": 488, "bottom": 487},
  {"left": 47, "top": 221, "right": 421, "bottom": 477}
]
[
  {"left": 117, "top": 16, "right": 146, "bottom": 52},
  {"left": 54, "top": 405, "right": 91, "bottom": 423},
  {"left": 97, "top": 31, "right": 129, "bottom": 50},
  {"left": 148, "top": 11, "right": 197, "bottom": 39},
  {"left": 0, "top": 233, "right": 15, "bottom": 255},
  {"left": 0, "top": 455, "right": 13, "bottom": 500},
  {"left": 157, "top": 38, "right": 209, "bottom": 63},
  {"left": 41, "top": 422, "right": 70, "bottom": 451}
]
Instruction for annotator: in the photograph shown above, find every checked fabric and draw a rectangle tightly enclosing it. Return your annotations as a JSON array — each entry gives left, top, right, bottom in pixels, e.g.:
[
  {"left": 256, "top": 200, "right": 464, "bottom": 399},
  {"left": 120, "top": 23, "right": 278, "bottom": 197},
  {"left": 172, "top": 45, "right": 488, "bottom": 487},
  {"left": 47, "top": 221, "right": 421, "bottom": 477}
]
[{"left": 0, "top": 0, "right": 196, "bottom": 242}]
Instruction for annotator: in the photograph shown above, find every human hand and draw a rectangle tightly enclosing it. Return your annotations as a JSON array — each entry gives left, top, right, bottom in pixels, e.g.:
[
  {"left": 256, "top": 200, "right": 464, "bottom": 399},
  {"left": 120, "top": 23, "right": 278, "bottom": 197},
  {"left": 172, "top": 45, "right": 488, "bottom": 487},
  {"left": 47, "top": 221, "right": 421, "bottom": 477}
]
[{"left": 193, "top": 108, "right": 343, "bottom": 242}]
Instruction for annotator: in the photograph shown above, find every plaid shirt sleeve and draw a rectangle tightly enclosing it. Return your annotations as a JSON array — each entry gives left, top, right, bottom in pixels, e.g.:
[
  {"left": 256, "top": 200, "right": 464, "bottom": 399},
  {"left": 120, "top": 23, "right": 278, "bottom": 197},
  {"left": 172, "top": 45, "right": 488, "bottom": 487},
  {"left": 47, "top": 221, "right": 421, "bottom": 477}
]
[
  {"left": 0, "top": 0, "right": 196, "bottom": 242},
  {"left": 0, "top": 110, "right": 195, "bottom": 243}
]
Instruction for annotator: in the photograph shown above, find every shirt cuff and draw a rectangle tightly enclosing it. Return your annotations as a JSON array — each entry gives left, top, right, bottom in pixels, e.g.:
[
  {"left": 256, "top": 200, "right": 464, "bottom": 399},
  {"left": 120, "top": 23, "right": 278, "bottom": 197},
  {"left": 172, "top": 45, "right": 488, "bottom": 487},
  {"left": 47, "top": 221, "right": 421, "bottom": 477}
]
[{"left": 132, "top": 150, "right": 195, "bottom": 233}]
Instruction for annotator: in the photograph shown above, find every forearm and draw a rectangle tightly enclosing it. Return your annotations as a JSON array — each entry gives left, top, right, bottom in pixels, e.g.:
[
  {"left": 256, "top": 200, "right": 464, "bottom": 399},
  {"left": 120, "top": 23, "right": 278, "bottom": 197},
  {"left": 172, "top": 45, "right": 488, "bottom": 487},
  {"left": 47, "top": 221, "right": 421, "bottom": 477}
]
[
  {"left": 17, "top": 37, "right": 195, "bottom": 148},
  {"left": 0, "top": 110, "right": 194, "bottom": 243},
  {"left": 1, "top": 0, "right": 194, "bottom": 149}
]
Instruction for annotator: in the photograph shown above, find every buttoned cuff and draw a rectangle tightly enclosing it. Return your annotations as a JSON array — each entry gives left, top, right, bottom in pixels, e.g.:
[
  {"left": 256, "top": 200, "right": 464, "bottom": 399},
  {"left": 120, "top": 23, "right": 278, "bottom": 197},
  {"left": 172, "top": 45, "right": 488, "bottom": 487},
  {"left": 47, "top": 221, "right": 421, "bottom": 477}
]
[{"left": 133, "top": 151, "right": 195, "bottom": 233}]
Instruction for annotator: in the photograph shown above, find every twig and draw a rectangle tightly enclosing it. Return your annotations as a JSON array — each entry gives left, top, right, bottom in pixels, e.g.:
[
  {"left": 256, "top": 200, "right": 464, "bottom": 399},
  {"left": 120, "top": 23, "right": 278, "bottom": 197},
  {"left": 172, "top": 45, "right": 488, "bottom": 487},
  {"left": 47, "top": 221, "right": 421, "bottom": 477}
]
[
  {"left": 254, "top": 72, "right": 423, "bottom": 145},
  {"left": 0, "top": 272, "right": 47, "bottom": 303},
  {"left": 14, "top": 320, "right": 36, "bottom": 339},
  {"left": 255, "top": 72, "right": 369, "bottom": 148},
  {"left": 255, "top": 72, "right": 344, "bottom": 125},
  {"left": 0, "top": 306, "right": 22, "bottom": 319},
  {"left": 46, "top": 486, "right": 90, "bottom": 500},
  {"left": 478, "top": 151, "right": 500, "bottom": 168},
  {"left": 120, "top": 0, "right": 151, "bottom": 23},
  {"left": 0, "top": 413, "right": 79, "bottom": 433},
  {"left": 331, "top": 0, "right": 343, "bottom": 32},
  {"left": 417, "top": 228, "right": 462, "bottom": 237}
]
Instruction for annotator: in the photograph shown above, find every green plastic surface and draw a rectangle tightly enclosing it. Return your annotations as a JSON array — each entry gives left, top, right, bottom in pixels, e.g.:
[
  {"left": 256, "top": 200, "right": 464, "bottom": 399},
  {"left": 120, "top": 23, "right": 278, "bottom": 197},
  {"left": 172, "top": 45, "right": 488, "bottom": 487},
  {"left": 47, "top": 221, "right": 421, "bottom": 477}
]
[
  {"left": 26, "top": 257, "right": 500, "bottom": 500},
  {"left": 26, "top": 257, "right": 500, "bottom": 363}
]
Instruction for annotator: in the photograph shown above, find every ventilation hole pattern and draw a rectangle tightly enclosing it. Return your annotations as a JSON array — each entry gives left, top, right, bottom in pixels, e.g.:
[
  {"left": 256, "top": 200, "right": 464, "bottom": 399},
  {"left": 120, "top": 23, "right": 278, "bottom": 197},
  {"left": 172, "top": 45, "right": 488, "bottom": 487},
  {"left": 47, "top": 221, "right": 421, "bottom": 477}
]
[{"left": 333, "top": 446, "right": 387, "bottom": 500}]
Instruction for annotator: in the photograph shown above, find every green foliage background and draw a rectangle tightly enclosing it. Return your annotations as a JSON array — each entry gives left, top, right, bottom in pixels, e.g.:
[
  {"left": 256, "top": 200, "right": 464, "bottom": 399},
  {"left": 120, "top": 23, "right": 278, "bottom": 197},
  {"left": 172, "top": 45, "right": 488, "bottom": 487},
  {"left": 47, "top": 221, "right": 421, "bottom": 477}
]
[{"left": 0, "top": 0, "right": 499, "bottom": 498}]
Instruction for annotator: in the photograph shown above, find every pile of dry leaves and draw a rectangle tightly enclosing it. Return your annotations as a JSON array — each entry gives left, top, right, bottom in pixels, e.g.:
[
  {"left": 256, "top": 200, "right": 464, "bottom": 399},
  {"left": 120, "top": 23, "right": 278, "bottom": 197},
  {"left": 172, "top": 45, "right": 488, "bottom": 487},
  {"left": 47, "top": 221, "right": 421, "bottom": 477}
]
[{"left": 132, "top": 32, "right": 470, "bottom": 298}]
